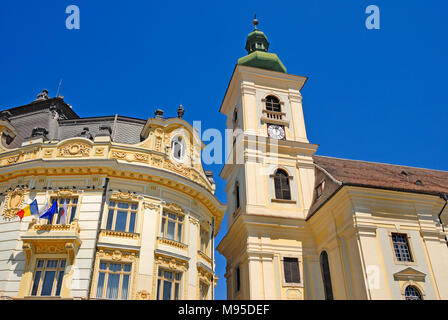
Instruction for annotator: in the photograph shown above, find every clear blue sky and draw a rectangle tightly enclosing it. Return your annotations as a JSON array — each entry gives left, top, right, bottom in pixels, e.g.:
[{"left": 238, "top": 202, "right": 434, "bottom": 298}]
[{"left": 1, "top": 1, "right": 447, "bottom": 300}]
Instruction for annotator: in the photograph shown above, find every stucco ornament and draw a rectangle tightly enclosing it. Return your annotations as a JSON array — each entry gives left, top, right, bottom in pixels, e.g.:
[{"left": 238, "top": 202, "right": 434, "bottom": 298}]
[
  {"left": 137, "top": 290, "right": 150, "bottom": 300},
  {"left": 2, "top": 187, "right": 26, "bottom": 219},
  {"left": 58, "top": 143, "right": 91, "bottom": 157}
]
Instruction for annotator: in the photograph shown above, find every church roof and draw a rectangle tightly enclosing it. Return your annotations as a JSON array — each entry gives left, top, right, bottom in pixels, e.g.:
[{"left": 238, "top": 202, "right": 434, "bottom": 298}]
[{"left": 309, "top": 155, "right": 448, "bottom": 217}]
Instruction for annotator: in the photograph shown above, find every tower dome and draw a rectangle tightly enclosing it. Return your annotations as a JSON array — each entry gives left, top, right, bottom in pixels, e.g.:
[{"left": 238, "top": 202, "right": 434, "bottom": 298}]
[{"left": 237, "top": 16, "right": 287, "bottom": 73}]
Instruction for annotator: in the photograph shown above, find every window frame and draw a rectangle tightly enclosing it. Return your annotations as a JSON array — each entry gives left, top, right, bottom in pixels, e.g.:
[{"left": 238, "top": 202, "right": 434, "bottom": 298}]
[
  {"left": 200, "top": 227, "right": 210, "bottom": 257},
  {"left": 234, "top": 265, "right": 241, "bottom": 294},
  {"left": 320, "top": 250, "right": 334, "bottom": 300},
  {"left": 29, "top": 258, "right": 67, "bottom": 297},
  {"left": 171, "top": 136, "right": 186, "bottom": 162},
  {"left": 273, "top": 169, "right": 292, "bottom": 201},
  {"left": 404, "top": 285, "right": 423, "bottom": 300},
  {"left": 389, "top": 231, "right": 417, "bottom": 265},
  {"left": 105, "top": 200, "right": 139, "bottom": 233},
  {"left": 315, "top": 181, "right": 325, "bottom": 199},
  {"left": 199, "top": 281, "right": 210, "bottom": 300},
  {"left": 281, "top": 256, "right": 302, "bottom": 286},
  {"left": 156, "top": 267, "right": 183, "bottom": 300},
  {"left": 47, "top": 196, "right": 79, "bottom": 225},
  {"left": 265, "top": 95, "right": 282, "bottom": 113},
  {"left": 94, "top": 260, "right": 133, "bottom": 300},
  {"left": 160, "top": 210, "right": 185, "bottom": 243}
]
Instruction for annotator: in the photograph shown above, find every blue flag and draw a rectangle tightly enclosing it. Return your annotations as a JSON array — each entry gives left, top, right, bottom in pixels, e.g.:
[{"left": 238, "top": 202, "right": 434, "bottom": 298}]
[{"left": 40, "top": 200, "right": 58, "bottom": 221}]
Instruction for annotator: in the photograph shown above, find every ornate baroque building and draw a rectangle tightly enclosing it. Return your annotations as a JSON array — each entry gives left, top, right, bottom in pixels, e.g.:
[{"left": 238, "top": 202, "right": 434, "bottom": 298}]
[
  {"left": 217, "top": 19, "right": 448, "bottom": 300},
  {"left": 0, "top": 90, "right": 225, "bottom": 300}
]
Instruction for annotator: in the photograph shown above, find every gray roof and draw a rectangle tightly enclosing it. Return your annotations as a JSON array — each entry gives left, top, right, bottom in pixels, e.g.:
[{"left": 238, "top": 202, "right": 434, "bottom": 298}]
[{"left": 1, "top": 94, "right": 148, "bottom": 148}]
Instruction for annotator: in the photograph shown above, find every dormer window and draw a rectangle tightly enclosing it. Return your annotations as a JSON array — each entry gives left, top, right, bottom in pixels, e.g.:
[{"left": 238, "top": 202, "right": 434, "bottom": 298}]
[
  {"left": 171, "top": 136, "right": 185, "bottom": 161},
  {"left": 316, "top": 181, "right": 325, "bottom": 199},
  {"left": 265, "top": 96, "right": 281, "bottom": 112}
]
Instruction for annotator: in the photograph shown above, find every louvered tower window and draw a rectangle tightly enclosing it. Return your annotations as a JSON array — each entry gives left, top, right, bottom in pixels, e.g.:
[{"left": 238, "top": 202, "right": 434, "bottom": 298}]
[
  {"left": 265, "top": 96, "right": 281, "bottom": 112},
  {"left": 274, "top": 169, "right": 291, "bottom": 200}
]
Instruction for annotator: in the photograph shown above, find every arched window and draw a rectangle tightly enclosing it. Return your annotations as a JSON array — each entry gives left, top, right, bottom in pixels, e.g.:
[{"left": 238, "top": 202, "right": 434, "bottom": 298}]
[
  {"left": 274, "top": 169, "right": 291, "bottom": 200},
  {"left": 171, "top": 136, "right": 185, "bottom": 161},
  {"left": 235, "top": 181, "right": 240, "bottom": 210},
  {"left": 405, "top": 286, "right": 423, "bottom": 300},
  {"left": 265, "top": 96, "right": 281, "bottom": 112},
  {"left": 320, "top": 251, "right": 333, "bottom": 300}
]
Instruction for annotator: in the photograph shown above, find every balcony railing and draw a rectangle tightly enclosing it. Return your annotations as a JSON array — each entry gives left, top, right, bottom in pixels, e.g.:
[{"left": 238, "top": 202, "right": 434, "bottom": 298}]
[
  {"left": 198, "top": 250, "right": 212, "bottom": 264},
  {"left": 261, "top": 109, "right": 289, "bottom": 126},
  {"left": 157, "top": 236, "right": 188, "bottom": 250},
  {"left": 100, "top": 229, "right": 140, "bottom": 240}
]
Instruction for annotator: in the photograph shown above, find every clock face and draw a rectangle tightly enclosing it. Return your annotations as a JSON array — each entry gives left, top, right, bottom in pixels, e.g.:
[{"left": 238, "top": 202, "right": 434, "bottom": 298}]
[{"left": 267, "top": 124, "right": 285, "bottom": 140}]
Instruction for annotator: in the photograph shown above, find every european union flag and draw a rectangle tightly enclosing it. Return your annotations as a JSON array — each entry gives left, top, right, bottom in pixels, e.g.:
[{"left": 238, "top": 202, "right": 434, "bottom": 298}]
[{"left": 40, "top": 200, "right": 58, "bottom": 221}]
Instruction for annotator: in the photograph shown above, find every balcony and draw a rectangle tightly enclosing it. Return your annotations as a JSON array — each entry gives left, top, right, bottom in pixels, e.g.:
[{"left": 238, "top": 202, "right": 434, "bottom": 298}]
[
  {"left": 21, "top": 220, "right": 82, "bottom": 263},
  {"left": 261, "top": 109, "right": 289, "bottom": 126},
  {"left": 157, "top": 236, "right": 188, "bottom": 251},
  {"left": 98, "top": 229, "right": 140, "bottom": 250},
  {"left": 197, "top": 250, "right": 212, "bottom": 265}
]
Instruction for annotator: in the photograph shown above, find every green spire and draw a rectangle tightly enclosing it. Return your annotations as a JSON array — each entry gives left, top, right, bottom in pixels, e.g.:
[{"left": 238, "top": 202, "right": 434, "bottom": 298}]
[{"left": 237, "top": 16, "right": 287, "bottom": 73}]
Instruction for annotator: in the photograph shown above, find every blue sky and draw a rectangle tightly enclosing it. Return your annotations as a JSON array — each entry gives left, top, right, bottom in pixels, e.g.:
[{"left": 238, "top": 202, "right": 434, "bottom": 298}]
[{"left": 1, "top": 1, "right": 447, "bottom": 300}]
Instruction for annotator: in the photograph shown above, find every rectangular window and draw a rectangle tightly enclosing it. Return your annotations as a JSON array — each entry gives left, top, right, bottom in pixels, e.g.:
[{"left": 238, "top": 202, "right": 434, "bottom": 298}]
[
  {"left": 392, "top": 233, "right": 413, "bottom": 262},
  {"left": 105, "top": 201, "right": 138, "bottom": 233},
  {"left": 30, "top": 259, "right": 66, "bottom": 297},
  {"left": 156, "top": 268, "right": 182, "bottom": 300},
  {"left": 200, "top": 281, "right": 209, "bottom": 300},
  {"left": 48, "top": 197, "right": 79, "bottom": 225},
  {"left": 160, "top": 211, "right": 184, "bottom": 243},
  {"left": 235, "top": 183, "right": 240, "bottom": 210},
  {"left": 235, "top": 266, "right": 240, "bottom": 293},
  {"left": 200, "top": 228, "right": 209, "bottom": 255},
  {"left": 283, "top": 257, "right": 300, "bottom": 283},
  {"left": 95, "top": 261, "right": 132, "bottom": 300}
]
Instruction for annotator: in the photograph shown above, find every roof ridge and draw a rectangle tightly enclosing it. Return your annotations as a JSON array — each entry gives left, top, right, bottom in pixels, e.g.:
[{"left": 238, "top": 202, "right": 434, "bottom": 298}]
[{"left": 314, "top": 154, "right": 448, "bottom": 174}]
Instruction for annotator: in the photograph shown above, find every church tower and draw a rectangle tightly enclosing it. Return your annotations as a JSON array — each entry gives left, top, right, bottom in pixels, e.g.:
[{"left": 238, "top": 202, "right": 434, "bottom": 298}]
[{"left": 217, "top": 18, "right": 319, "bottom": 300}]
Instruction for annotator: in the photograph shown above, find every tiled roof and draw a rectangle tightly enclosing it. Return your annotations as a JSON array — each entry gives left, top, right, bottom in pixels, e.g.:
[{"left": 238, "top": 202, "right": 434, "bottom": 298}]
[
  {"left": 308, "top": 155, "right": 448, "bottom": 218},
  {"left": 313, "top": 155, "right": 448, "bottom": 196}
]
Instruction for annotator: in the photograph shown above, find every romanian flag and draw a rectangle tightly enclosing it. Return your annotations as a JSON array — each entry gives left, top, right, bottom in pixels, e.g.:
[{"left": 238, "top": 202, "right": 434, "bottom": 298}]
[{"left": 16, "top": 199, "right": 39, "bottom": 221}]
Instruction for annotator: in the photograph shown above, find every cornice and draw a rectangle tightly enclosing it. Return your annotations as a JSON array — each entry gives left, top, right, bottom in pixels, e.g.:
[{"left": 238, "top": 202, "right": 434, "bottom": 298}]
[{"left": 0, "top": 158, "right": 226, "bottom": 233}]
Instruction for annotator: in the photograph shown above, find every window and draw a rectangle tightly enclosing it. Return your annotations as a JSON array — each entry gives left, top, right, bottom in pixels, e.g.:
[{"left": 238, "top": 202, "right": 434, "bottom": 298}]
[
  {"left": 95, "top": 261, "right": 132, "bottom": 300},
  {"left": 405, "top": 285, "right": 422, "bottom": 300},
  {"left": 274, "top": 169, "right": 291, "bottom": 200},
  {"left": 106, "top": 201, "right": 138, "bottom": 233},
  {"left": 156, "top": 268, "right": 182, "bottom": 300},
  {"left": 265, "top": 96, "right": 281, "bottom": 112},
  {"left": 171, "top": 136, "right": 185, "bottom": 161},
  {"left": 316, "top": 181, "right": 325, "bottom": 199},
  {"left": 200, "top": 228, "right": 209, "bottom": 255},
  {"left": 235, "top": 181, "right": 240, "bottom": 210},
  {"left": 283, "top": 258, "right": 300, "bottom": 283},
  {"left": 161, "top": 211, "right": 184, "bottom": 243},
  {"left": 200, "top": 281, "right": 209, "bottom": 300},
  {"left": 48, "top": 197, "right": 78, "bottom": 225},
  {"left": 235, "top": 266, "right": 241, "bottom": 293},
  {"left": 233, "top": 108, "right": 238, "bottom": 124},
  {"left": 320, "top": 251, "right": 333, "bottom": 300},
  {"left": 30, "top": 259, "right": 66, "bottom": 297},
  {"left": 391, "top": 233, "right": 413, "bottom": 262}
]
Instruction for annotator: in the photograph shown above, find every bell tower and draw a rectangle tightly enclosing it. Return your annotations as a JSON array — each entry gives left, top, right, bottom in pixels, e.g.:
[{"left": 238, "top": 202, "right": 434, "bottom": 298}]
[{"left": 217, "top": 18, "right": 318, "bottom": 300}]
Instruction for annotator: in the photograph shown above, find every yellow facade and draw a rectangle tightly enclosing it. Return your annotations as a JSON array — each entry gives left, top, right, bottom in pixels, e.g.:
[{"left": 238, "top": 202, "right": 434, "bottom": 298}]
[
  {"left": 0, "top": 115, "right": 225, "bottom": 300},
  {"left": 217, "top": 64, "right": 448, "bottom": 300}
]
